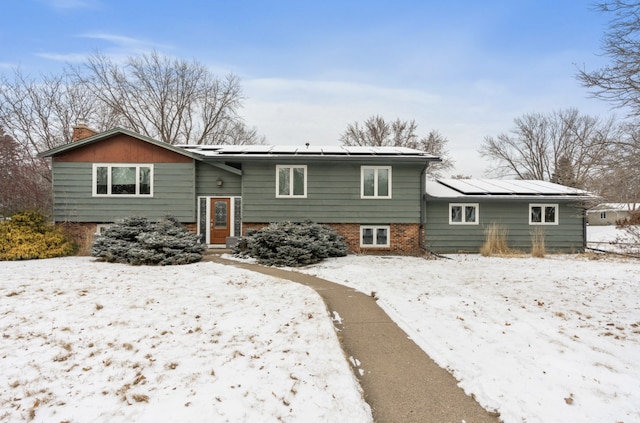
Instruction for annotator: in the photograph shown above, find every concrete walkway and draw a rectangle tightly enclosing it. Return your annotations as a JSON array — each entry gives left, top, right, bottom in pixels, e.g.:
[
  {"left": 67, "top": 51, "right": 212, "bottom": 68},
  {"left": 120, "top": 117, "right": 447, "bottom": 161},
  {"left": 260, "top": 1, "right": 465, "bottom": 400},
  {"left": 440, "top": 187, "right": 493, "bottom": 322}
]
[{"left": 205, "top": 254, "right": 501, "bottom": 423}]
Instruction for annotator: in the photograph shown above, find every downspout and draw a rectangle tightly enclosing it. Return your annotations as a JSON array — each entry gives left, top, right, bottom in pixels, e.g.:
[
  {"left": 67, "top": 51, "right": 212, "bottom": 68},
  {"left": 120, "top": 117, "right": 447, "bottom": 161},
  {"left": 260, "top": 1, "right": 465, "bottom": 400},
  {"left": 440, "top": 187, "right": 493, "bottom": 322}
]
[{"left": 419, "top": 162, "right": 428, "bottom": 252}]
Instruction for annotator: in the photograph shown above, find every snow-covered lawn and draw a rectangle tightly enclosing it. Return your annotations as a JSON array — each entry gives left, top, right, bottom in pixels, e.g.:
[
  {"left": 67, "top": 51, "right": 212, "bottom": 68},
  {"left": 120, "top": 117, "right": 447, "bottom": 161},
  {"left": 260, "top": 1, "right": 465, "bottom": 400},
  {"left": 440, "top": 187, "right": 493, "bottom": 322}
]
[
  {"left": 2, "top": 224, "right": 638, "bottom": 423},
  {"left": 299, "top": 254, "right": 640, "bottom": 423},
  {"left": 0, "top": 258, "right": 371, "bottom": 423}
]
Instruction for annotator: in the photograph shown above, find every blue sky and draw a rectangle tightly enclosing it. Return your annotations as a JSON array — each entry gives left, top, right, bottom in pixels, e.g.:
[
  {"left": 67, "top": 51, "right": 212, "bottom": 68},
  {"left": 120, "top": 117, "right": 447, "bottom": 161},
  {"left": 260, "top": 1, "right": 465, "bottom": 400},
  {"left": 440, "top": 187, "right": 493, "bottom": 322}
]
[{"left": 0, "top": 0, "right": 616, "bottom": 176}]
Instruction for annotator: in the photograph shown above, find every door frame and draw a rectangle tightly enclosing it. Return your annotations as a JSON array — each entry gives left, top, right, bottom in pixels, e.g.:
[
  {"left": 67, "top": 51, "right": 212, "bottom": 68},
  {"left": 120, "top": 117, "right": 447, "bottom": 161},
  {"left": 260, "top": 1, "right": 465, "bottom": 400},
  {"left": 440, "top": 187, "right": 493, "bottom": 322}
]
[{"left": 197, "top": 196, "right": 241, "bottom": 245}]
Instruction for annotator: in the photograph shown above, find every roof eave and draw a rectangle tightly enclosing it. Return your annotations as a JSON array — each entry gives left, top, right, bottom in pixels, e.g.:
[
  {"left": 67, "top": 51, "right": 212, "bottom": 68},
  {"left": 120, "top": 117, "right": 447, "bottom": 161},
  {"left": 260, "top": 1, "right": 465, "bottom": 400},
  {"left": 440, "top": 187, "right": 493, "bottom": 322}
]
[{"left": 38, "top": 127, "right": 203, "bottom": 161}]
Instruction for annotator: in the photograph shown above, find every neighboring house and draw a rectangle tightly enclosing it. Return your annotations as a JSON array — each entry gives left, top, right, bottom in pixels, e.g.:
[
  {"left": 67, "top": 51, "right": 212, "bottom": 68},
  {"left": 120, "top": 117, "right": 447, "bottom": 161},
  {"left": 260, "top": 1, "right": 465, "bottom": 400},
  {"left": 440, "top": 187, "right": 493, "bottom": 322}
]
[
  {"left": 40, "top": 126, "right": 439, "bottom": 254},
  {"left": 424, "top": 179, "right": 594, "bottom": 253},
  {"left": 586, "top": 203, "right": 640, "bottom": 226}
]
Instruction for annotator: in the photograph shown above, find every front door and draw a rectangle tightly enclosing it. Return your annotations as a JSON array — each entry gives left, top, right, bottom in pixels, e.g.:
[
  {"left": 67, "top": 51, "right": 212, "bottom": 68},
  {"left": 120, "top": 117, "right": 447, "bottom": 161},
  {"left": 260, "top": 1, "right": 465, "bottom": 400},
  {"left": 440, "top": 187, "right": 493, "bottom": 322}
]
[{"left": 210, "top": 198, "right": 231, "bottom": 244}]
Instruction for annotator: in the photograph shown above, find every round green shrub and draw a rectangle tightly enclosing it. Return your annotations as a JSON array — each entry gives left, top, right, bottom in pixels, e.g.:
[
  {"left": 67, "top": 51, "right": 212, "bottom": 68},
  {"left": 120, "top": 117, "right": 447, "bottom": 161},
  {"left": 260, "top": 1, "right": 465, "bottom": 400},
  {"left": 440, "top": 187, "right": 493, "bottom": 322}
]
[
  {"left": 91, "top": 215, "right": 205, "bottom": 265},
  {"left": 233, "top": 221, "right": 347, "bottom": 267},
  {"left": 0, "top": 211, "right": 77, "bottom": 260}
]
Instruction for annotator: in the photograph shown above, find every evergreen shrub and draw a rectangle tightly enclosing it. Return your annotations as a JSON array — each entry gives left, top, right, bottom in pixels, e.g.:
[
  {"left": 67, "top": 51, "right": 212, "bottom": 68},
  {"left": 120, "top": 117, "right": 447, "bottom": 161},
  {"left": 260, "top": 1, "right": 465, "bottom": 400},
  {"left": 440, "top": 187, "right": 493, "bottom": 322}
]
[
  {"left": 91, "top": 215, "right": 205, "bottom": 265},
  {"left": 0, "top": 211, "right": 77, "bottom": 260},
  {"left": 233, "top": 221, "right": 348, "bottom": 267}
]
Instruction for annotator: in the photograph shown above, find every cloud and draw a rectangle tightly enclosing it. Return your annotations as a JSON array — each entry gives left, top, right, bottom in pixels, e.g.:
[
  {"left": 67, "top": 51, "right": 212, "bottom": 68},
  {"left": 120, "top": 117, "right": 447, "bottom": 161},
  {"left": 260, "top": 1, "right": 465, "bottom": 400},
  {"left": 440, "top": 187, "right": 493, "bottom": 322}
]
[
  {"left": 80, "top": 32, "right": 171, "bottom": 51},
  {"left": 43, "top": 0, "right": 101, "bottom": 10},
  {"left": 34, "top": 53, "right": 88, "bottom": 63}
]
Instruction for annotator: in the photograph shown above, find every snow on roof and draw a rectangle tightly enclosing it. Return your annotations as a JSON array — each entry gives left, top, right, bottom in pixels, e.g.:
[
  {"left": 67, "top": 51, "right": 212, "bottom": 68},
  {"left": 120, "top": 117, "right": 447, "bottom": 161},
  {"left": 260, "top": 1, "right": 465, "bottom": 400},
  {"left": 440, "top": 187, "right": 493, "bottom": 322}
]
[
  {"left": 588, "top": 203, "right": 640, "bottom": 212},
  {"left": 426, "top": 179, "right": 594, "bottom": 200},
  {"left": 179, "top": 144, "right": 439, "bottom": 159}
]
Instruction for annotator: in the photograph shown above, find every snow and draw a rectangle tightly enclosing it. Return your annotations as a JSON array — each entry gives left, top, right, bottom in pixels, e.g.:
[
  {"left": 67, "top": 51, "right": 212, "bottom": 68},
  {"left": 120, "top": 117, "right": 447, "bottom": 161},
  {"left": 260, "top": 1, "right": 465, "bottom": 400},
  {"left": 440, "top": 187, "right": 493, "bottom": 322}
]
[
  {"left": 0, "top": 258, "right": 371, "bottom": 423},
  {"left": 297, "top": 248, "right": 640, "bottom": 422},
  {"left": 2, "top": 225, "right": 639, "bottom": 423}
]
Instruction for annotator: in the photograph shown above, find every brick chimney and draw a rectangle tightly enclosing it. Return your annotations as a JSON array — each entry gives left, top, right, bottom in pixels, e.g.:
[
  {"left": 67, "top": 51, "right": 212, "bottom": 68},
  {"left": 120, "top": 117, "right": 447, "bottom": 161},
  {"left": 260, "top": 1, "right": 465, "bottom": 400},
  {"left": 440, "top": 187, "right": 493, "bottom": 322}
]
[{"left": 72, "top": 121, "right": 97, "bottom": 141}]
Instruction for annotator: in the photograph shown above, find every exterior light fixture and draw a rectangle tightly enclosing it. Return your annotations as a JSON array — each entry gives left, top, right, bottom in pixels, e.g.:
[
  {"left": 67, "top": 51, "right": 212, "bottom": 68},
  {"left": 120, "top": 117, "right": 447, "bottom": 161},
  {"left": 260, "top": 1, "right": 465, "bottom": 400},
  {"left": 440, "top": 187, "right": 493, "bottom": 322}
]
[{"left": 216, "top": 177, "right": 223, "bottom": 187}]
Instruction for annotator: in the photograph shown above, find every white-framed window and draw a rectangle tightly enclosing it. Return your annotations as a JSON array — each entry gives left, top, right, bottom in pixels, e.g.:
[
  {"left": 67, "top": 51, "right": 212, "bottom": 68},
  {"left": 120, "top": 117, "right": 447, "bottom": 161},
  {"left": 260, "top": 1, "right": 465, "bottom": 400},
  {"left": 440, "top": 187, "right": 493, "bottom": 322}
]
[
  {"left": 600, "top": 212, "right": 606, "bottom": 219},
  {"left": 361, "top": 166, "right": 392, "bottom": 198},
  {"left": 529, "top": 204, "right": 558, "bottom": 225},
  {"left": 276, "top": 165, "right": 307, "bottom": 198},
  {"left": 360, "top": 225, "right": 390, "bottom": 248},
  {"left": 92, "top": 164, "right": 153, "bottom": 197},
  {"left": 449, "top": 203, "right": 479, "bottom": 225},
  {"left": 94, "top": 224, "right": 111, "bottom": 236}
]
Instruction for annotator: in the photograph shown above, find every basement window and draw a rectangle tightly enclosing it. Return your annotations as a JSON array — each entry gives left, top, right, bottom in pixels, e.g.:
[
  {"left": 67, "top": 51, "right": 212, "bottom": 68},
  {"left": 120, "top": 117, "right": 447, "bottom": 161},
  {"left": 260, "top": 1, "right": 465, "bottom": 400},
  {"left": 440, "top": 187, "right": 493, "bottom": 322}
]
[{"left": 360, "top": 225, "right": 390, "bottom": 248}]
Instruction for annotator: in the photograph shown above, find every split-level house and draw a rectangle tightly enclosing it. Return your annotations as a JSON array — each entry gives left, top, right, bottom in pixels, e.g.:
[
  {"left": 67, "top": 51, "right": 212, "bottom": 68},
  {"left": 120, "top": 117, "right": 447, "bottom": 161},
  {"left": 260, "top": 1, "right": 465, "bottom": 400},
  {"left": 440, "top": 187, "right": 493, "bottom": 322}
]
[
  {"left": 40, "top": 125, "right": 595, "bottom": 254},
  {"left": 40, "top": 125, "right": 439, "bottom": 254}
]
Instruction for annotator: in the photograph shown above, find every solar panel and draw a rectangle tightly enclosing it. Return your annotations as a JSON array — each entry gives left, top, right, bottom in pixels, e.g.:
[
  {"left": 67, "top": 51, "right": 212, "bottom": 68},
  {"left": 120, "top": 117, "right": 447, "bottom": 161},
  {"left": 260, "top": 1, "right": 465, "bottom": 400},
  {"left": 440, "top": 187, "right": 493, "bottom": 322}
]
[{"left": 437, "top": 179, "right": 589, "bottom": 196}]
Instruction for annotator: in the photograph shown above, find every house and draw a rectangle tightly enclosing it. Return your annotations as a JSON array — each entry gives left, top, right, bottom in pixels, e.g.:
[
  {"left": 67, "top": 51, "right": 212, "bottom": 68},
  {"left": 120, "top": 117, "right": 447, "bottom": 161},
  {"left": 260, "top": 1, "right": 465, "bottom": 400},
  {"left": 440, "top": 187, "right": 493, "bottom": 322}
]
[
  {"left": 586, "top": 203, "right": 640, "bottom": 226},
  {"left": 40, "top": 126, "right": 439, "bottom": 254},
  {"left": 424, "top": 179, "right": 594, "bottom": 253},
  {"left": 40, "top": 126, "right": 596, "bottom": 255}
]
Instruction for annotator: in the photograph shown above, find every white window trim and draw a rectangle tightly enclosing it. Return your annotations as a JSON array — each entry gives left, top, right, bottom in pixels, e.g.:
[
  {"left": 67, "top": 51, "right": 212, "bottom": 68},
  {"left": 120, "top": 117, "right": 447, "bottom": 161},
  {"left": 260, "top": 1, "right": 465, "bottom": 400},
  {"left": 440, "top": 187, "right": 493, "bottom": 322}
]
[
  {"left": 360, "top": 225, "right": 391, "bottom": 248},
  {"left": 275, "top": 165, "right": 307, "bottom": 198},
  {"left": 449, "top": 203, "right": 479, "bottom": 225},
  {"left": 529, "top": 203, "right": 559, "bottom": 225},
  {"left": 92, "top": 163, "right": 154, "bottom": 197},
  {"left": 361, "top": 166, "right": 392, "bottom": 199},
  {"left": 94, "top": 224, "right": 111, "bottom": 236}
]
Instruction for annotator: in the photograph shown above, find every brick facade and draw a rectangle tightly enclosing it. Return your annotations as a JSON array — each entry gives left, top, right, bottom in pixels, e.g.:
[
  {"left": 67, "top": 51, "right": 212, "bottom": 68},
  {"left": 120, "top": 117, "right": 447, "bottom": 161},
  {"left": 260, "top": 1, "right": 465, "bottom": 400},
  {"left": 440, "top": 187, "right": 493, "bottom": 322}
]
[{"left": 242, "top": 222, "right": 423, "bottom": 255}]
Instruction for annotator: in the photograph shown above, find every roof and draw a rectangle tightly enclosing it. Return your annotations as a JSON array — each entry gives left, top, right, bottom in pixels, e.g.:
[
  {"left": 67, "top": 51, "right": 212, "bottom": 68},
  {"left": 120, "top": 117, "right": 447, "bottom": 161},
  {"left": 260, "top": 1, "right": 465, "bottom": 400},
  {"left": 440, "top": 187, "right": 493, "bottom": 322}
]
[
  {"left": 39, "top": 127, "right": 440, "bottom": 163},
  {"left": 179, "top": 144, "right": 440, "bottom": 161},
  {"left": 38, "top": 127, "right": 203, "bottom": 160},
  {"left": 425, "top": 179, "right": 595, "bottom": 201},
  {"left": 587, "top": 203, "right": 640, "bottom": 212}
]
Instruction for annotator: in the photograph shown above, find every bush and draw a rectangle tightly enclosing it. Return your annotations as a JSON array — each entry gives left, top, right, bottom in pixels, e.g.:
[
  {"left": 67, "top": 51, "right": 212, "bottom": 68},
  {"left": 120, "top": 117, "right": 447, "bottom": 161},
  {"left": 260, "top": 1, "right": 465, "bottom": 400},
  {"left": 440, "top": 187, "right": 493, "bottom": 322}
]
[
  {"left": 0, "top": 211, "right": 77, "bottom": 260},
  {"left": 91, "top": 215, "right": 205, "bottom": 265},
  {"left": 480, "top": 223, "right": 513, "bottom": 256},
  {"left": 530, "top": 227, "right": 546, "bottom": 258},
  {"left": 233, "top": 221, "right": 348, "bottom": 267}
]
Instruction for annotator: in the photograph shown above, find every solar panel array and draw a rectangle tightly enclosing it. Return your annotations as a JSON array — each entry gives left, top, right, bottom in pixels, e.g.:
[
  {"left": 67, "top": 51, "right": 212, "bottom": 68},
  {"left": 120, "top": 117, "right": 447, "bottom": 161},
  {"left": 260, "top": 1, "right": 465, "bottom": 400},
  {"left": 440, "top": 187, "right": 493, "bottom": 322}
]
[
  {"left": 178, "top": 144, "right": 438, "bottom": 158},
  {"left": 436, "top": 178, "right": 588, "bottom": 196}
]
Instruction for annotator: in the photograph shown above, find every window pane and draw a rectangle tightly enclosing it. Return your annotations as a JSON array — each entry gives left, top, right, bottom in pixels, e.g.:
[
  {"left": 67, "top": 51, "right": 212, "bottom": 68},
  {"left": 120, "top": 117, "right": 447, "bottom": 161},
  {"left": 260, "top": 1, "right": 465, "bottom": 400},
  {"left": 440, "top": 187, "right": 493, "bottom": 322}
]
[
  {"left": 214, "top": 201, "right": 227, "bottom": 228},
  {"left": 376, "top": 228, "right": 388, "bottom": 245},
  {"left": 278, "top": 167, "right": 290, "bottom": 195},
  {"left": 293, "top": 167, "right": 305, "bottom": 196},
  {"left": 96, "top": 166, "right": 108, "bottom": 194},
  {"left": 531, "top": 206, "right": 542, "bottom": 223},
  {"left": 111, "top": 167, "right": 136, "bottom": 194},
  {"left": 545, "top": 206, "right": 556, "bottom": 223},
  {"left": 362, "top": 228, "right": 373, "bottom": 245},
  {"left": 363, "top": 169, "right": 375, "bottom": 196},
  {"left": 139, "top": 167, "right": 151, "bottom": 195},
  {"left": 377, "top": 169, "right": 389, "bottom": 197},
  {"left": 465, "top": 206, "right": 476, "bottom": 223},
  {"left": 451, "top": 206, "right": 462, "bottom": 222}
]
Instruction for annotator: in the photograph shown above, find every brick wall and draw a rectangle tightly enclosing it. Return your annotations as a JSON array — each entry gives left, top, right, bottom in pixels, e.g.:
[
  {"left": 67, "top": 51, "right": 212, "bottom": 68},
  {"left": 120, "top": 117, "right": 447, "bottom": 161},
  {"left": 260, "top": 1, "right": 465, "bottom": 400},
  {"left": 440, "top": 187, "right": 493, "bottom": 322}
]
[{"left": 242, "top": 222, "right": 423, "bottom": 255}]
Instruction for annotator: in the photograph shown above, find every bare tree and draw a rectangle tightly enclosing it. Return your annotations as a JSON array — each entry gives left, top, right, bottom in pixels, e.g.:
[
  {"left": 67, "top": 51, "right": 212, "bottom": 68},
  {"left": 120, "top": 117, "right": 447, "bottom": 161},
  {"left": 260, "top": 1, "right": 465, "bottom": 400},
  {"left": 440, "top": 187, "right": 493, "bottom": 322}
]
[
  {"left": 591, "top": 122, "right": 640, "bottom": 202},
  {"left": 214, "top": 120, "right": 267, "bottom": 145},
  {"left": 340, "top": 115, "right": 454, "bottom": 176},
  {"left": 577, "top": 1, "right": 640, "bottom": 117},
  {"left": 0, "top": 127, "right": 51, "bottom": 216},
  {"left": 0, "top": 69, "right": 110, "bottom": 155},
  {"left": 479, "top": 109, "right": 619, "bottom": 188},
  {"left": 71, "top": 51, "right": 246, "bottom": 145}
]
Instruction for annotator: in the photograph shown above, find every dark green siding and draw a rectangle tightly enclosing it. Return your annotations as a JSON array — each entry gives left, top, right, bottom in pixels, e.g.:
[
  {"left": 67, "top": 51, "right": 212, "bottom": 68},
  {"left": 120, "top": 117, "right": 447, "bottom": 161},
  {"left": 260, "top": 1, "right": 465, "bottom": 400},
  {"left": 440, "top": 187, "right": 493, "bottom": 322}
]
[
  {"left": 195, "top": 162, "right": 242, "bottom": 197},
  {"left": 425, "top": 200, "right": 586, "bottom": 253},
  {"left": 52, "top": 162, "right": 196, "bottom": 222},
  {"left": 241, "top": 161, "right": 423, "bottom": 223}
]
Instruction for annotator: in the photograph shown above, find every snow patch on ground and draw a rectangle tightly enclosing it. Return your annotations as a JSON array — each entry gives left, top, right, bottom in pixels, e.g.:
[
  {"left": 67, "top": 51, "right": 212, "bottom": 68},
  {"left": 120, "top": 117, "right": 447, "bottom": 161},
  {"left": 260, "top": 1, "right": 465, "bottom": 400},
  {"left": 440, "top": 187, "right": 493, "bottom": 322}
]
[
  {"left": 300, "top": 253, "right": 640, "bottom": 423},
  {"left": 0, "top": 257, "right": 371, "bottom": 423}
]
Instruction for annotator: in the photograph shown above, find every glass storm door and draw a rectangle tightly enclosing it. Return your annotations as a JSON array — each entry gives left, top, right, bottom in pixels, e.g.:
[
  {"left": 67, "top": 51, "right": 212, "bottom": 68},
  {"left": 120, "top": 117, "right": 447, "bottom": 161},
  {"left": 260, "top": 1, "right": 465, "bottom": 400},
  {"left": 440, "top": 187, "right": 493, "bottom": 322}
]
[{"left": 210, "top": 198, "right": 231, "bottom": 244}]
